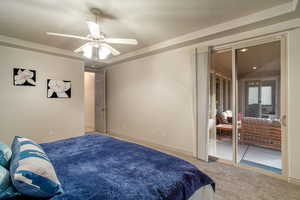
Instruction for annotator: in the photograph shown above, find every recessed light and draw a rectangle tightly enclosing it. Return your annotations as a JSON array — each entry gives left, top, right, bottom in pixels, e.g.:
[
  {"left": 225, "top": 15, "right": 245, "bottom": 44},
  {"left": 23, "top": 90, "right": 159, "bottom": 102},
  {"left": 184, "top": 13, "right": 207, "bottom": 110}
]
[
  {"left": 252, "top": 66, "right": 257, "bottom": 70},
  {"left": 240, "top": 48, "right": 248, "bottom": 52}
]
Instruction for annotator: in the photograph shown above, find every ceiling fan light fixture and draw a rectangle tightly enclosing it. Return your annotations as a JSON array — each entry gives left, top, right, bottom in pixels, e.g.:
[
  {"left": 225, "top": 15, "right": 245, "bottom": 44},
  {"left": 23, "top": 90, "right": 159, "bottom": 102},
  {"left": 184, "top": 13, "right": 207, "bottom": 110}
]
[
  {"left": 99, "top": 46, "right": 111, "bottom": 60},
  {"left": 83, "top": 45, "right": 93, "bottom": 59},
  {"left": 47, "top": 8, "right": 138, "bottom": 61}
]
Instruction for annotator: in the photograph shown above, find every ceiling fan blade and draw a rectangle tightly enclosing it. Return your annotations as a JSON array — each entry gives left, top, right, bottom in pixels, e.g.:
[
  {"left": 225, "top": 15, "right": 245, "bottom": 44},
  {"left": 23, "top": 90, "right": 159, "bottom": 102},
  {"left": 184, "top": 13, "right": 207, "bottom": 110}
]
[
  {"left": 100, "top": 43, "right": 120, "bottom": 56},
  {"left": 47, "top": 32, "right": 90, "bottom": 41},
  {"left": 74, "top": 42, "right": 91, "bottom": 53},
  {"left": 87, "top": 21, "right": 100, "bottom": 38},
  {"left": 105, "top": 38, "right": 138, "bottom": 45}
]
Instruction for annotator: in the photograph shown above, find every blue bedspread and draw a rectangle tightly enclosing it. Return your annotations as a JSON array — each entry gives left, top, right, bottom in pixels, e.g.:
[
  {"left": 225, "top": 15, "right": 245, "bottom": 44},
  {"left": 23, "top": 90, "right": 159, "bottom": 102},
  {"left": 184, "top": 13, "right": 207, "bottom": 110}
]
[{"left": 14, "top": 134, "right": 214, "bottom": 200}]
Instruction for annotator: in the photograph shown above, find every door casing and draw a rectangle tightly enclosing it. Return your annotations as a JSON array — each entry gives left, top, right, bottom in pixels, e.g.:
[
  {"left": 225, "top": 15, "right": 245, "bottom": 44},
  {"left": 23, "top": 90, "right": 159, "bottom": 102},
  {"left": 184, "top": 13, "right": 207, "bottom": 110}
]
[{"left": 208, "top": 34, "right": 288, "bottom": 179}]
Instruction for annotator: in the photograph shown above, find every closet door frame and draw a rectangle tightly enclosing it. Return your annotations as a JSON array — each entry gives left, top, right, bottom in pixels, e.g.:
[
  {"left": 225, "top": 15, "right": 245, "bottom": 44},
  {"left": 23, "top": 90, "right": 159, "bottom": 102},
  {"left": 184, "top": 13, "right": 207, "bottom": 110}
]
[
  {"left": 212, "top": 33, "right": 288, "bottom": 179},
  {"left": 195, "top": 47, "right": 210, "bottom": 161}
]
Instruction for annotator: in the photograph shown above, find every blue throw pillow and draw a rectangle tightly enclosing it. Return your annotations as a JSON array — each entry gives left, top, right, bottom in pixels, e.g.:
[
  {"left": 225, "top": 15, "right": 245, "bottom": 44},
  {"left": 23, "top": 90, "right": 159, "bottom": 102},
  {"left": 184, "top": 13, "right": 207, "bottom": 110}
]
[
  {"left": 0, "top": 165, "right": 19, "bottom": 199},
  {"left": 0, "top": 141, "right": 12, "bottom": 169},
  {"left": 10, "top": 136, "right": 63, "bottom": 198}
]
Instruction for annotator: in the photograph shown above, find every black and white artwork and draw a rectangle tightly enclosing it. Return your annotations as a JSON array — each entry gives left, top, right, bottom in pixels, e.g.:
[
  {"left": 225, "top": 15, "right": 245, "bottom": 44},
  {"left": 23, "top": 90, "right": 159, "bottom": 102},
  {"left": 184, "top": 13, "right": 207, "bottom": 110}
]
[
  {"left": 13, "top": 68, "right": 36, "bottom": 86},
  {"left": 47, "top": 79, "right": 71, "bottom": 98}
]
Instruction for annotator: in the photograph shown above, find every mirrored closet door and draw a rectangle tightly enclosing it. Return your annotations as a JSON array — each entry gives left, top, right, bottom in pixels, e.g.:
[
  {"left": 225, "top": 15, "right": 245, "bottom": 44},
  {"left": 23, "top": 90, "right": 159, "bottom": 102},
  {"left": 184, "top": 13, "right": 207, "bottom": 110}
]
[
  {"left": 208, "top": 50, "right": 233, "bottom": 162},
  {"left": 208, "top": 36, "right": 287, "bottom": 175}
]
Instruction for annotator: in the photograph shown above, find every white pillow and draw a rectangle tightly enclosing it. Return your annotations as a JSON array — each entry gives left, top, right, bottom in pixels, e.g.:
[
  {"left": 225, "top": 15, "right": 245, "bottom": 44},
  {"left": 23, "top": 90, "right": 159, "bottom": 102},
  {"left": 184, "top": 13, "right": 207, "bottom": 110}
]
[{"left": 10, "top": 136, "right": 63, "bottom": 198}]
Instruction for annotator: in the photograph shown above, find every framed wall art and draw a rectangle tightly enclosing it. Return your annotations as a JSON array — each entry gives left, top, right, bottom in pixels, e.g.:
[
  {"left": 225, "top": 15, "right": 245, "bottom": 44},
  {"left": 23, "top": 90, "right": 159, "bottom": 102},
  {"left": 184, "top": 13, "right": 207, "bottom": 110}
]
[
  {"left": 47, "top": 79, "right": 71, "bottom": 98},
  {"left": 13, "top": 68, "right": 36, "bottom": 86}
]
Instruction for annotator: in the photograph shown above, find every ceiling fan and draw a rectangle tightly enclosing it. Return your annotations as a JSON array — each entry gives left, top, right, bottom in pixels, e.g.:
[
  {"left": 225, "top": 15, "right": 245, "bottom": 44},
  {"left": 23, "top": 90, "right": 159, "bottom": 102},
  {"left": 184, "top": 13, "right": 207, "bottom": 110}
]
[{"left": 46, "top": 8, "right": 138, "bottom": 60}]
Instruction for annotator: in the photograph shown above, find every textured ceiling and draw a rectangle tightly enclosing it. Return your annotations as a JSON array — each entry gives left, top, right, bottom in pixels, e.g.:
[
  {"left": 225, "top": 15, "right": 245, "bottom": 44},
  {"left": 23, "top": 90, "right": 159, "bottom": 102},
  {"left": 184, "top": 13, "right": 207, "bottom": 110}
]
[
  {"left": 212, "top": 51, "right": 232, "bottom": 78},
  {"left": 212, "top": 41, "right": 281, "bottom": 79},
  {"left": 0, "top": 0, "right": 291, "bottom": 56},
  {"left": 236, "top": 41, "right": 281, "bottom": 78}
]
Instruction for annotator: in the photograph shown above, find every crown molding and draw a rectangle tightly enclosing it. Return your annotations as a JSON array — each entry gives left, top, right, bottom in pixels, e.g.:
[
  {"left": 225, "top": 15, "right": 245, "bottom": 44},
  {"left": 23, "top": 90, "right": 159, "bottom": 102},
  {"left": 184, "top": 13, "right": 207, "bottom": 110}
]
[
  {"left": 96, "top": 17, "right": 300, "bottom": 71},
  {"left": 1, "top": 1, "right": 298, "bottom": 68},
  {"left": 0, "top": 34, "right": 116, "bottom": 66},
  {"left": 0, "top": 34, "right": 85, "bottom": 60},
  {"left": 104, "top": 1, "right": 297, "bottom": 66},
  {"left": 0, "top": 34, "right": 110, "bottom": 65}
]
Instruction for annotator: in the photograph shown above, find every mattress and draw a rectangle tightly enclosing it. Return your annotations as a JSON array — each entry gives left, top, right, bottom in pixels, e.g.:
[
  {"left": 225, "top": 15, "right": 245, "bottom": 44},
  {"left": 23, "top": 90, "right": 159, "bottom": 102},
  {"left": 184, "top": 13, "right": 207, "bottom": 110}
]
[{"left": 188, "top": 185, "right": 215, "bottom": 200}]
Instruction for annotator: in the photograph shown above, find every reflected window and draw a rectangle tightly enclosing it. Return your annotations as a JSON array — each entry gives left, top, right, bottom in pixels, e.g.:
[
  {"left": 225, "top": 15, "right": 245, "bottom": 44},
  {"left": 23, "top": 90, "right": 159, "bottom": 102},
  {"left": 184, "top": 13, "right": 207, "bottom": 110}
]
[
  {"left": 261, "top": 86, "right": 272, "bottom": 105},
  {"left": 248, "top": 87, "right": 259, "bottom": 105}
]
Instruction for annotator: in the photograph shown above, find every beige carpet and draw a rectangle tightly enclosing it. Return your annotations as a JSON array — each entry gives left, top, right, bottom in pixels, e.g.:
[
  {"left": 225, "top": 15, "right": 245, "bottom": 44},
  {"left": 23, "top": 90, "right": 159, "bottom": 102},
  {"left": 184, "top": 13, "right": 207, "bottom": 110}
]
[
  {"left": 109, "top": 134, "right": 300, "bottom": 200},
  {"left": 181, "top": 156, "right": 300, "bottom": 200}
]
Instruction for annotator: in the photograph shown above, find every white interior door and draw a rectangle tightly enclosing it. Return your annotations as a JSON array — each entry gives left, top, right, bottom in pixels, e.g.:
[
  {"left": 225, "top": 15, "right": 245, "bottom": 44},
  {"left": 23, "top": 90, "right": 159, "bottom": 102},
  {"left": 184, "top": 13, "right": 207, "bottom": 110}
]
[
  {"left": 84, "top": 72, "right": 95, "bottom": 132},
  {"left": 95, "top": 70, "right": 107, "bottom": 133},
  {"left": 195, "top": 48, "right": 209, "bottom": 161}
]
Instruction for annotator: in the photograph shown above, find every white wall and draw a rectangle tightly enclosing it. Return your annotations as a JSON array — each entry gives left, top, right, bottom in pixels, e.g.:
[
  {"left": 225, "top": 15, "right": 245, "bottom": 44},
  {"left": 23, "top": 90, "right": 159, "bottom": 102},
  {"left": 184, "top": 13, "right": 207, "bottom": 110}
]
[
  {"left": 105, "top": 27, "right": 300, "bottom": 181},
  {"left": 288, "top": 28, "right": 300, "bottom": 181},
  {"left": 106, "top": 46, "right": 198, "bottom": 155},
  {"left": 0, "top": 45, "right": 84, "bottom": 145},
  {"left": 84, "top": 72, "right": 95, "bottom": 132}
]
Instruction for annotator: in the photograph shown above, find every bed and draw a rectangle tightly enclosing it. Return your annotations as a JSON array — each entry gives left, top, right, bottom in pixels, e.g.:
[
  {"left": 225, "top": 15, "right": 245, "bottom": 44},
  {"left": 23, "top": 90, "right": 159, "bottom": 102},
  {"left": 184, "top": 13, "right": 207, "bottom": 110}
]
[{"left": 13, "top": 134, "right": 215, "bottom": 200}]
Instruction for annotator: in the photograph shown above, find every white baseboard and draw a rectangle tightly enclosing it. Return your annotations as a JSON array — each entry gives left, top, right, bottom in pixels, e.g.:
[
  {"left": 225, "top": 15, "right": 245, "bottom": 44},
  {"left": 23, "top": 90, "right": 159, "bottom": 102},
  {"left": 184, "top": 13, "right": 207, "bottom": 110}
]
[
  {"left": 85, "top": 128, "right": 95, "bottom": 132},
  {"left": 108, "top": 131, "right": 194, "bottom": 157},
  {"left": 288, "top": 177, "right": 300, "bottom": 186}
]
